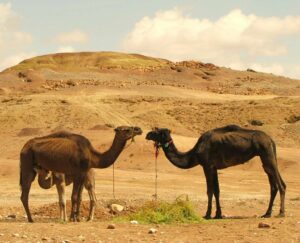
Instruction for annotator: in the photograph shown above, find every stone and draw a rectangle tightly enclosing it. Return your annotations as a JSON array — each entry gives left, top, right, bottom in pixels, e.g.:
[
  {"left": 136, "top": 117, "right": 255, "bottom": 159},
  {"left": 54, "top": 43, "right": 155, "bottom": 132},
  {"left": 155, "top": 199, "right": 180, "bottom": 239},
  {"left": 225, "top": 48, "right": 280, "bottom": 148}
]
[
  {"left": 42, "top": 237, "right": 51, "bottom": 241},
  {"left": 110, "top": 204, "right": 124, "bottom": 213},
  {"left": 107, "top": 224, "right": 116, "bottom": 229},
  {"left": 148, "top": 228, "right": 157, "bottom": 234},
  {"left": 7, "top": 214, "right": 16, "bottom": 219},
  {"left": 258, "top": 222, "right": 270, "bottom": 228},
  {"left": 248, "top": 119, "right": 264, "bottom": 126},
  {"left": 78, "top": 235, "right": 85, "bottom": 240},
  {"left": 12, "top": 233, "right": 20, "bottom": 237},
  {"left": 130, "top": 220, "right": 139, "bottom": 224}
]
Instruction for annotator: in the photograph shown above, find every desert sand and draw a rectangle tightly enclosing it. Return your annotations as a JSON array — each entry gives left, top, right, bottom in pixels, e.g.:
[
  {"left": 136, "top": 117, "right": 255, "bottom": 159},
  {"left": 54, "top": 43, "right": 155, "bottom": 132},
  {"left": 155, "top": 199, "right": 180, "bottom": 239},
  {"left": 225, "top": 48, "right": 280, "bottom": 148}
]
[{"left": 0, "top": 52, "right": 299, "bottom": 242}]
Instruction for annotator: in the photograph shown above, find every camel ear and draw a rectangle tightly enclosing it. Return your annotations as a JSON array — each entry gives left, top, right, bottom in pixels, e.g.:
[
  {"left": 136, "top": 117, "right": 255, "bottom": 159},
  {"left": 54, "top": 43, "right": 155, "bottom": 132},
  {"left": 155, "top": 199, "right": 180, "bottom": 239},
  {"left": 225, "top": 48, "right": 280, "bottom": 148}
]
[{"left": 114, "top": 127, "right": 120, "bottom": 132}]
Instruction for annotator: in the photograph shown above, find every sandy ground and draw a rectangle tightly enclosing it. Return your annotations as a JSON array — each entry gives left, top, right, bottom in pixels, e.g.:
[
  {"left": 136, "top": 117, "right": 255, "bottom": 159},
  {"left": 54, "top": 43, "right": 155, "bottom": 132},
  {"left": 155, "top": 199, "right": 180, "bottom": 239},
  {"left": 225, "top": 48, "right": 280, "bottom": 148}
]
[
  {"left": 0, "top": 130, "right": 299, "bottom": 242},
  {"left": 0, "top": 56, "right": 299, "bottom": 242}
]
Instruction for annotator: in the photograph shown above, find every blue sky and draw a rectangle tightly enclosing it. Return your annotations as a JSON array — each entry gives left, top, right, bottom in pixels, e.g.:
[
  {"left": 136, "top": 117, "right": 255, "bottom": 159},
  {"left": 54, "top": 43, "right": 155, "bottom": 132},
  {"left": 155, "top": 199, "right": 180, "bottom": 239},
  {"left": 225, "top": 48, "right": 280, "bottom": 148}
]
[{"left": 1, "top": 0, "right": 300, "bottom": 78}]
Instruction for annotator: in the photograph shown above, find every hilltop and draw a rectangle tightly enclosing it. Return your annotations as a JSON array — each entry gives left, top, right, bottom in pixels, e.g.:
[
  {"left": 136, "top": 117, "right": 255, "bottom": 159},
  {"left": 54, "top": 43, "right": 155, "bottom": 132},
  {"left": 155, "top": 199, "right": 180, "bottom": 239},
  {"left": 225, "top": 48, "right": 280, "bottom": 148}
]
[{"left": 1, "top": 51, "right": 299, "bottom": 96}]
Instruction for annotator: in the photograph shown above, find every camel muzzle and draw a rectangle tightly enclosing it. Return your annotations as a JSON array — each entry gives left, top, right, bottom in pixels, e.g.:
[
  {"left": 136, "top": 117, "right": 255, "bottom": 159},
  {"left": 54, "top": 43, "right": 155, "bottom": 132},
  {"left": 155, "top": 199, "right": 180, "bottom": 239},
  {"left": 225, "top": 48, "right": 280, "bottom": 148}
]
[
  {"left": 146, "top": 131, "right": 156, "bottom": 141},
  {"left": 133, "top": 127, "right": 143, "bottom": 135}
]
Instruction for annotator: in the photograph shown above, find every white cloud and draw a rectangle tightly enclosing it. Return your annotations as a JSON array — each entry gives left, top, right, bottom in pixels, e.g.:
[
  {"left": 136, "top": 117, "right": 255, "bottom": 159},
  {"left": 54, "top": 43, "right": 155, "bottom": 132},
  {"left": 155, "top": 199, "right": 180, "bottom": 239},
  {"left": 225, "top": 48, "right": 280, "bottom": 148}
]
[
  {"left": 281, "top": 64, "right": 300, "bottom": 80},
  {"left": 55, "top": 29, "right": 88, "bottom": 44},
  {"left": 0, "top": 52, "right": 35, "bottom": 71},
  {"left": 122, "top": 8, "right": 300, "bottom": 77},
  {"left": 0, "top": 3, "right": 33, "bottom": 71},
  {"left": 57, "top": 46, "right": 75, "bottom": 53},
  {"left": 249, "top": 63, "right": 285, "bottom": 75}
]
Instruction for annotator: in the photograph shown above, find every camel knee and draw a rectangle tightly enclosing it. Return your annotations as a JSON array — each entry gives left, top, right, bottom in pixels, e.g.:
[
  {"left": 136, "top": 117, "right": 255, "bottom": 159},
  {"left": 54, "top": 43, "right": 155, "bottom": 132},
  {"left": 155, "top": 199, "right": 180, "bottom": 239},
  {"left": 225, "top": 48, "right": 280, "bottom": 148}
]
[
  {"left": 280, "top": 180, "right": 287, "bottom": 190},
  {"left": 59, "top": 201, "right": 66, "bottom": 208},
  {"left": 71, "top": 194, "right": 78, "bottom": 202},
  {"left": 271, "top": 185, "right": 278, "bottom": 193},
  {"left": 20, "top": 189, "right": 29, "bottom": 203},
  {"left": 20, "top": 195, "right": 26, "bottom": 204},
  {"left": 90, "top": 199, "right": 96, "bottom": 207}
]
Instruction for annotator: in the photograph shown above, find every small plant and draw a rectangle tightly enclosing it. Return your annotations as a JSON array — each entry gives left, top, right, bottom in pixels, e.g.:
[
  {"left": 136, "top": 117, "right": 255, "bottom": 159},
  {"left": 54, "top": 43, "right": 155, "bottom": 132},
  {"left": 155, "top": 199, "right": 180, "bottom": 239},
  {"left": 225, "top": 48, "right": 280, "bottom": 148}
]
[{"left": 115, "top": 197, "right": 204, "bottom": 224}]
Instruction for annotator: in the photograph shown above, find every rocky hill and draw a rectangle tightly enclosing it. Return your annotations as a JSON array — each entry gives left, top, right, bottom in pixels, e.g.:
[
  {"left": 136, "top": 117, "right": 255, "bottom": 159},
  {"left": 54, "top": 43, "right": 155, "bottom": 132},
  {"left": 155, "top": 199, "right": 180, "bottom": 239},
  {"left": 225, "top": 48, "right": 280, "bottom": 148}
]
[{"left": 0, "top": 52, "right": 299, "bottom": 148}]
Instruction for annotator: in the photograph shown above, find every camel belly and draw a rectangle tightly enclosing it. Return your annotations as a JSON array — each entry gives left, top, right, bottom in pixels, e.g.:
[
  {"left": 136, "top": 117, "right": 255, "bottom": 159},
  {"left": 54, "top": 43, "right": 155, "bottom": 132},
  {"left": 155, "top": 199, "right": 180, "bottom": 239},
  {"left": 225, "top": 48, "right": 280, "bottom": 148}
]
[
  {"left": 31, "top": 138, "right": 90, "bottom": 174},
  {"left": 34, "top": 152, "right": 81, "bottom": 173},
  {"left": 212, "top": 146, "right": 257, "bottom": 169}
]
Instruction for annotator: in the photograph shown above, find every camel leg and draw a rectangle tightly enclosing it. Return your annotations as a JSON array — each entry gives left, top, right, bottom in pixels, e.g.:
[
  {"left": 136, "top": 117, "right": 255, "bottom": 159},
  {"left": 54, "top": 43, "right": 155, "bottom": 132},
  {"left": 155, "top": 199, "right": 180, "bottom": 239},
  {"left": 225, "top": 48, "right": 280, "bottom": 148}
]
[
  {"left": 261, "top": 154, "right": 286, "bottom": 218},
  {"left": 213, "top": 169, "right": 222, "bottom": 219},
  {"left": 277, "top": 173, "right": 286, "bottom": 217},
  {"left": 86, "top": 188, "right": 96, "bottom": 221},
  {"left": 70, "top": 175, "right": 85, "bottom": 222},
  {"left": 203, "top": 167, "right": 214, "bottom": 219},
  {"left": 84, "top": 172, "right": 97, "bottom": 221},
  {"left": 20, "top": 170, "right": 36, "bottom": 223},
  {"left": 261, "top": 171, "right": 278, "bottom": 218},
  {"left": 56, "top": 176, "right": 67, "bottom": 221},
  {"left": 75, "top": 182, "right": 84, "bottom": 221}
]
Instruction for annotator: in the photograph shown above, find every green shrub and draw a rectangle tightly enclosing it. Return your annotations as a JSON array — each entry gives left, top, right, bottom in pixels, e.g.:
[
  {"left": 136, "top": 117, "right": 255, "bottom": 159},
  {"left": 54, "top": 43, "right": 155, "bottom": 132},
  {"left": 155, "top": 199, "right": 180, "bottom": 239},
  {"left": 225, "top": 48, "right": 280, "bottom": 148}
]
[{"left": 115, "top": 198, "right": 204, "bottom": 224}]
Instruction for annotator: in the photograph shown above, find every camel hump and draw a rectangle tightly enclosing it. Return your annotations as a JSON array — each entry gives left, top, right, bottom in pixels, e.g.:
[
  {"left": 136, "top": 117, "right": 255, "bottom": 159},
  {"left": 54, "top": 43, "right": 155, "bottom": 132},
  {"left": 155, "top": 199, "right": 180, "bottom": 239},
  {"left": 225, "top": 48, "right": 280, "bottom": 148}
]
[{"left": 215, "top": 124, "right": 242, "bottom": 133}]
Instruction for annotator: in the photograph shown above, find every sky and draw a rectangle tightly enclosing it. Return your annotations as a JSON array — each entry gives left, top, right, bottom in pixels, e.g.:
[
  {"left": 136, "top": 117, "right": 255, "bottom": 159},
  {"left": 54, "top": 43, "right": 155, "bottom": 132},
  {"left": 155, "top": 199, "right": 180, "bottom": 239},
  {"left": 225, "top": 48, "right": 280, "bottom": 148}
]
[{"left": 0, "top": 0, "right": 300, "bottom": 79}]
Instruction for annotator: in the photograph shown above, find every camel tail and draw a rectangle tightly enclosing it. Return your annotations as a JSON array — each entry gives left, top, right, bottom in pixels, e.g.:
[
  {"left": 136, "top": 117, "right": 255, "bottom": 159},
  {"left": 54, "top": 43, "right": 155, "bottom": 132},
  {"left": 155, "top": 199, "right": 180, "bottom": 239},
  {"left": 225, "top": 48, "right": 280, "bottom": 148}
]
[
  {"left": 19, "top": 166, "right": 22, "bottom": 190},
  {"left": 271, "top": 139, "right": 277, "bottom": 163},
  {"left": 19, "top": 152, "right": 26, "bottom": 190},
  {"left": 271, "top": 139, "right": 286, "bottom": 189}
]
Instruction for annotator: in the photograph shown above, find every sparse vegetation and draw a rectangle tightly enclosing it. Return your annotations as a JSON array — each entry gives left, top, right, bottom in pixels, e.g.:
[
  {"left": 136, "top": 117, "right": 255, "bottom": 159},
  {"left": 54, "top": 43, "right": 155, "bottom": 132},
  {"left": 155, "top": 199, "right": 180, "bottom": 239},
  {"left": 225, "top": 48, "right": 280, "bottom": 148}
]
[{"left": 114, "top": 198, "right": 204, "bottom": 224}]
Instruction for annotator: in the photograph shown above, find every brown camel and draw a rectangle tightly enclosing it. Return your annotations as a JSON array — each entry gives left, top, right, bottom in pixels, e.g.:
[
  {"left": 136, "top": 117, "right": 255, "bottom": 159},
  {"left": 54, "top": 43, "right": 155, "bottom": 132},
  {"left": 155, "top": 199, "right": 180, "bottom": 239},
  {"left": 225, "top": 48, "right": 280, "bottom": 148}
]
[
  {"left": 146, "top": 125, "right": 286, "bottom": 219},
  {"left": 20, "top": 126, "right": 142, "bottom": 222}
]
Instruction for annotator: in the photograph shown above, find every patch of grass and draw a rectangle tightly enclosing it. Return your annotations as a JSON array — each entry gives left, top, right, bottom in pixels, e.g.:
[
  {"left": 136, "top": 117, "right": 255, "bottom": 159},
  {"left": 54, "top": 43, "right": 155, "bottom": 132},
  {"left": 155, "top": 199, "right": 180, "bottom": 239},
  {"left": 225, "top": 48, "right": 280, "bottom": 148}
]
[{"left": 114, "top": 197, "right": 204, "bottom": 224}]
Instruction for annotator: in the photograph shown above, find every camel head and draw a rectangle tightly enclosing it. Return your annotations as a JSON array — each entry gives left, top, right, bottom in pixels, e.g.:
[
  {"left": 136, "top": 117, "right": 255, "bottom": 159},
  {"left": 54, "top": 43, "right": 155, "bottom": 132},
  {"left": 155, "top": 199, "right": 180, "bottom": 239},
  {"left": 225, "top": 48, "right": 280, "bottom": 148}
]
[
  {"left": 146, "top": 127, "right": 172, "bottom": 147},
  {"left": 114, "top": 126, "right": 143, "bottom": 140}
]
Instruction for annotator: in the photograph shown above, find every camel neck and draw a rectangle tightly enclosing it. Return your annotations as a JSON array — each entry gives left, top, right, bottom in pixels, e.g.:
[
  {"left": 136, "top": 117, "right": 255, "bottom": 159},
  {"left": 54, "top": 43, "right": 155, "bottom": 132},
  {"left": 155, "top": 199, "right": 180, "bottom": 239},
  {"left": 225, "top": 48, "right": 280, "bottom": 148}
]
[
  {"left": 91, "top": 135, "right": 127, "bottom": 168},
  {"left": 161, "top": 138, "right": 199, "bottom": 169}
]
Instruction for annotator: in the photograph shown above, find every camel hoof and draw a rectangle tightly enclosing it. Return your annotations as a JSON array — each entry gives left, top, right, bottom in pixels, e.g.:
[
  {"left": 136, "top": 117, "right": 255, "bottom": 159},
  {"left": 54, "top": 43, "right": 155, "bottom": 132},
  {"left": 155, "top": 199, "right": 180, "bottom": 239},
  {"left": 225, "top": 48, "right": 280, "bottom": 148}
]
[
  {"left": 261, "top": 213, "right": 271, "bottom": 218},
  {"left": 69, "top": 217, "right": 76, "bottom": 222},
  {"left": 276, "top": 213, "right": 285, "bottom": 218},
  {"left": 203, "top": 215, "right": 212, "bottom": 220}
]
